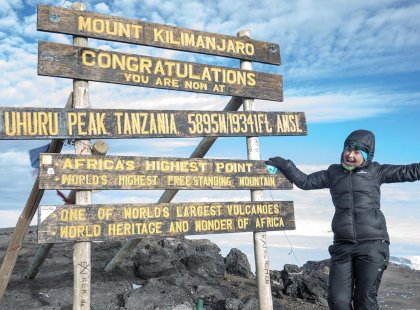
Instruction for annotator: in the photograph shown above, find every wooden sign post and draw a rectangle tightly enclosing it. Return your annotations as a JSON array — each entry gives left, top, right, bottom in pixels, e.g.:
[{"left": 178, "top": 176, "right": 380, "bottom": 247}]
[
  {"left": 71, "top": 3, "right": 91, "bottom": 310},
  {"left": 0, "top": 4, "right": 302, "bottom": 310},
  {"left": 239, "top": 30, "right": 273, "bottom": 310}
]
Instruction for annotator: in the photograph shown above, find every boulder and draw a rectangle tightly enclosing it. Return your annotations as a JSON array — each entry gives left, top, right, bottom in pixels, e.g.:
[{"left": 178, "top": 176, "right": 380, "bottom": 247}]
[
  {"left": 225, "top": 248, "right": 254, "bottom": 279},
  {"left": 122, "top": 278, "right": 194, "bottom": 310},
  {"left": 302, "top": 259, "right": 330, "bottom": 273},
  {"left": 133, "top": 237, "right": 226, "bottom": 280},
  {"left": 280, "top": 264, "right": 328, "bottom": 306}
]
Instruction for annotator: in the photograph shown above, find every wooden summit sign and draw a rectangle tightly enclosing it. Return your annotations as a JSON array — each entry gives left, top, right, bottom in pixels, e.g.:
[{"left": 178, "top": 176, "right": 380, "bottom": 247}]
[
  {"left": 39, "top": 154, "right": 292, "bottom": 190},
  {"left": 37, "top": 5, "right": 280, "bottom": 65},
  {"left": 0, "top": 107, "right": 307, "bottom": 139},
  {"left": 38, "top": 201, "right": 295, "bottom": 243},
  {"left": 38, "top": 41, "right": 283, "bottom": 102}
]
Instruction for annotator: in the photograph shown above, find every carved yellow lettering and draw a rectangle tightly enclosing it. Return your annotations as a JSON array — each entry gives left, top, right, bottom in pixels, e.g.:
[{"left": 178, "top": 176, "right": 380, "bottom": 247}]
[
  {"left": 123, "top": 112, "right": 132, "bottom": 134},
  {"left": 153, "top": 28, "right": 165, "bottom": 43},
  {"left": 188, "top": 114, "right": 197, "bottom": 134},
  {"left": 245, "top": 43, "right": 254, "bottom": 56},
  {"left": 131, "top": 25, "right": 142, "bottom": 38},
  {"left": 169, "top": 220, "right": 189, "bottom": 233},
  {"left": 105, "top": 20, "right": 117, "bottom": 36},
  {"left": 81, "top": 50, "right": 96, "bottom": 67},
  {"left": 212, "top": 84, "right": 225, "bottom": 92},
  {"left": 288, "top": 115, "right": 297, "bottom": 132},
  {"left": 114, "top": 112, "right": 123, "bottom": 134},
  {"left": 155, "top": 77, "right": 163, "bottom": 86},
  {"left": 60, "top": 208, "right": 86, "bottom": 221},
  {"left": 97, "top": 52, "right": 111, "bottom": 69},
  {"left": 188, "top": 64, "right": 200, "bottom": 80},
  {"left": 247, "top": 72, "right": 256, "bottom": 86},
  {"left": 216, "top": 39, "right": 226, "bottom": 51},
  {"left": 169, "top": 30, "right": 180, "bottom": 45},
  {"left": 87, "top": 112, "right": 98, "bottom": 135},
  {"left": 96, "top": 113, "right": 107, "bottom": 134},
  {"left": 226, "top": 40, "right": 235, "bottom": 53},
  {"left": 196, "top": 35, "right": 205, "bottom": 48},
  {"left": 112, "top": 54, "right": 126, "bottom": 70},
  {"left": 65, "top": 112, "right": 76, "bottom": 135},
  {"left": 37, "top": 112, "right": 48, "bottom": 135},
  {"left": 281, "top": 115, "right": 290, "bottom": 132},
  {"left": 115, "top": 159, "right": 125, "bottom": 171},
  {"left": 74, "top": 158, "right": 86, "bottom": 169},
  {"left": 201, "top": 67, "right": 212, "bottom": 82},
  {"left": 262, "top": 114, "right": 272, "bottom": 133},
  {"left": 139, "top": 58, "right": 152, "bottom": 74},
  {"left": 49, "top": 112, "right": 59, "bottom": 135},
  {"left": 62, "top": 158, "right": 74, "bottom": 170},
  {"left": 154, "top": 61, "right": 165, "bottom": 75},
  {"left": 294, "top": 115, "right": 303, "bottom": 133},
  {"left": 205, "top": 36, "right": 216, "bottom": 50},
  {"left": 183, "top": 33, "right": 195, "bottom": 46},
  {"left": 77, "top": 112, "right": 87, "bottom": 135},
  {"left": 78, "top": 16, "right": 91, "bottom": 31},
  {"left": 184, "top": 80, "right": 207, "bottom": 90},
  {"left": 194, "top": 219, "right": 233, "bottom": 232},
  {"left": 4, "top": 112, "right": 16, "bottom": 136},
  {"left": 86, "top": 158, "right": 98, "bottom": 169},
  {"left": 93, "top": 18, "right": 104, "bottom": 33},
  {"left": 236, "top": 41, "right": 245, "bottom": 54}
]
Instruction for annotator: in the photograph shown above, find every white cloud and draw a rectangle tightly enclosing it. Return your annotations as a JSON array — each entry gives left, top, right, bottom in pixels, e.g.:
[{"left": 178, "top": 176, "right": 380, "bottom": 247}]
[
  {"left": 0, "top": 150, "right": 29, "bottom": 166},
  {"left": 257, "top": 89, "right": 420, "bottom": 123},
  {"left": 94, "top": 2, "right": 110, "bottom": 14}
]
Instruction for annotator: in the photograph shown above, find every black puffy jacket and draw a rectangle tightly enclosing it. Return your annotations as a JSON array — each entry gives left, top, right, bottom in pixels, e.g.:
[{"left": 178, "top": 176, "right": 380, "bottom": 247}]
[{"left": 277, "top": 130, "right": 420, "bottom": 243}]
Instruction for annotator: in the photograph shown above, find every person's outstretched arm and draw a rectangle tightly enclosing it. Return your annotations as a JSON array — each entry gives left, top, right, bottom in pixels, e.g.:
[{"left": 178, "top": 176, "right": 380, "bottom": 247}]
[
  {"left": 378, "top": 162, "right": 420, "bottom": 184},
  {"left": 266, "top": 157, "right": 329, "bottom": 190}
]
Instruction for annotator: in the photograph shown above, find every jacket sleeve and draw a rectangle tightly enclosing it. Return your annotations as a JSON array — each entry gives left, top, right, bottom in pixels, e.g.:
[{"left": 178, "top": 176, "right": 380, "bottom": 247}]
[
  {"left": 280, "top": 159, "right": 330, "bottom": 190},
  {"left": 378, "top": 163, "right": 420, "bottom": 184}
]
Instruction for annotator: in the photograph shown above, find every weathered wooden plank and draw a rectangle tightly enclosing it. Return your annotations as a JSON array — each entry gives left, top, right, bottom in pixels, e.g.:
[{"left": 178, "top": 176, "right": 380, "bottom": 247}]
[
  {"left": 38, "top": 201, "right": 295, "bottom": 243},
  {"left": 37, "top": 5, "right": 280, "bottom": 65},
  {"left": 38, "top": 154, "right": 292, "bottom": 190},
  {"left": 0, "top": 107, "right": 306, "bottom": 139},
  {"left": 38, "top": 42, "right": 283, "bottom": 102}
]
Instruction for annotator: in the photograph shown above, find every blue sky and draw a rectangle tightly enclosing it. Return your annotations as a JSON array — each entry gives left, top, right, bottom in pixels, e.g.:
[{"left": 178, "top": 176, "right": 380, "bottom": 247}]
[{"left": 1, "top": 0, "right": 420, "bottom": 270}]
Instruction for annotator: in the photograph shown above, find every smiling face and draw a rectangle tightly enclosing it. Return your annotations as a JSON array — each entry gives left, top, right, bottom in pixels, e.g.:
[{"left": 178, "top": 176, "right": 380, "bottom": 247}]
[{"left": 342, "top": 146, "right": 365, "bottom": 168}]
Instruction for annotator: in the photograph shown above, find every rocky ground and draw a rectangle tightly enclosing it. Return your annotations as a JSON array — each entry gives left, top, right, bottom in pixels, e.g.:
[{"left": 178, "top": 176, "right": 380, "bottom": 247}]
[{"left": 0, "top": 227, "right": 419, "bottom": 309}]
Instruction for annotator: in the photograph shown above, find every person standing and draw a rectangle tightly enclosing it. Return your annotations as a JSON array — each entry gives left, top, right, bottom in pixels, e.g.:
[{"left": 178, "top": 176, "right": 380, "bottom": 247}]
[{"left": 266, "top": 129, "right": 420, "bottom": 309}]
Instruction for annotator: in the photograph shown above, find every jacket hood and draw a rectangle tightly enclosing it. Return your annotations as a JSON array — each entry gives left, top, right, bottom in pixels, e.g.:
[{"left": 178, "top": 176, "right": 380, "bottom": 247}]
[{"left": 342, "top": 129, "right": 375, "bottom": 167}]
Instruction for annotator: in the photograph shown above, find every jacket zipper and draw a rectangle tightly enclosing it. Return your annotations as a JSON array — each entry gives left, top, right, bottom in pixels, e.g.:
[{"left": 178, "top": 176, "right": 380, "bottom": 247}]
[{"left": 349, "top": 172, "right": 357, "bottom": 242}]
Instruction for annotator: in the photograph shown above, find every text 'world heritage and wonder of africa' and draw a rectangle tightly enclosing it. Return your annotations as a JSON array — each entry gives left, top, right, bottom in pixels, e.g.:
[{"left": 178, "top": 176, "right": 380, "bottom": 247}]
[{"left": 38, "top": 201, "right": 295, "bottom": 242}]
